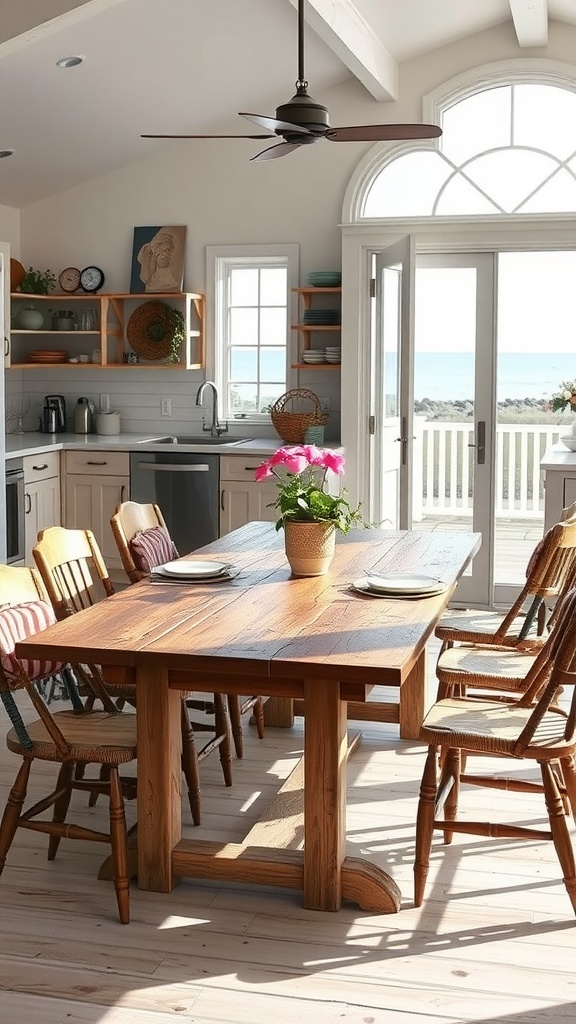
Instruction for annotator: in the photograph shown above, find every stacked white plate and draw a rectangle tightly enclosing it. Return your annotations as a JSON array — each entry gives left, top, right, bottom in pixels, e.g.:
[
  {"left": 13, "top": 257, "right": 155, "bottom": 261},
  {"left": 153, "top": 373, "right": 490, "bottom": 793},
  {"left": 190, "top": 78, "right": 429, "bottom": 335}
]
[
  {"left": 302, "top": 349, "right": 326, "bottom": 363},
  {"left": 149, "top": 559, "right": 240, "bottom": 584},
  {"left": 325, "top": 346, "right": 341, "bottom": 364},
  {"left": 351, "top": 571, "right": 447, "bottom": 599}
]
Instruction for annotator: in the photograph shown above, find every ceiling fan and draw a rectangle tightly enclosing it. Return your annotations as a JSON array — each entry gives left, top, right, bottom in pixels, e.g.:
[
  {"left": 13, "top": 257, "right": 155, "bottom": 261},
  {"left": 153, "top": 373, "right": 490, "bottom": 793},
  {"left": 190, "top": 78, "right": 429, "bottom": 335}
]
[{"left": 141, "top": 0, "right": 442, "bottom": 161}]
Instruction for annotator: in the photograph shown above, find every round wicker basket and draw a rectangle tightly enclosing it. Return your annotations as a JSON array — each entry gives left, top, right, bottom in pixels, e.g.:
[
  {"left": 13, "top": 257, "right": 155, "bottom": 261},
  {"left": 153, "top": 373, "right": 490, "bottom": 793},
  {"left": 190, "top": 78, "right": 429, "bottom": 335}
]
[
  {"left": 270, "top": 388, "right": 328, "bottom": 445},
  {"left": 126, "top": 300, "right": 173, "bottom": 361}
]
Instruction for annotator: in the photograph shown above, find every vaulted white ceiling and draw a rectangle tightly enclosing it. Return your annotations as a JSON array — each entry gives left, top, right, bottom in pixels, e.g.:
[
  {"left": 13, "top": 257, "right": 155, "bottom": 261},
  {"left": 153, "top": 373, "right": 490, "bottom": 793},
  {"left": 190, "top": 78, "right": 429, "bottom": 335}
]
[{"left": 0, "top": 0, "right": 571, "bottom": 206}]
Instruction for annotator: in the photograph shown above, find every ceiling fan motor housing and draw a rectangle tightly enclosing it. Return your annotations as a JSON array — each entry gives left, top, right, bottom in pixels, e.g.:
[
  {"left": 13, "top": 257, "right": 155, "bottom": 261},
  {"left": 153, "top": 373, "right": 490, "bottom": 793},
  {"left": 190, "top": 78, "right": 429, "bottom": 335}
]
[{"left": 276, "top": 87, "right": 330, "bottom": 142}]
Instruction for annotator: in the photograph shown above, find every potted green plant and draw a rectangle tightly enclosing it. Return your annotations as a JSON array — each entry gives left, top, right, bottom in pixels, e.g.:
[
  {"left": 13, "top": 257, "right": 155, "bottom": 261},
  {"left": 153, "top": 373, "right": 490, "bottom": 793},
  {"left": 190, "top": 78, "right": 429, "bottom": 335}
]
[{"left": 19, "top": 267, "right": 57, "bottom": 295}]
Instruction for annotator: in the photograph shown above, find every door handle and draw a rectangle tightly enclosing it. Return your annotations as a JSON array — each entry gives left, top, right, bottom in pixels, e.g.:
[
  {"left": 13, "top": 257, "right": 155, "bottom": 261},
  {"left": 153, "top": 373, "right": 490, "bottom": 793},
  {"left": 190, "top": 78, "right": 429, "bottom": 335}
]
[{"left": 468, "top": 421, "right": 486, "bottom": 465}]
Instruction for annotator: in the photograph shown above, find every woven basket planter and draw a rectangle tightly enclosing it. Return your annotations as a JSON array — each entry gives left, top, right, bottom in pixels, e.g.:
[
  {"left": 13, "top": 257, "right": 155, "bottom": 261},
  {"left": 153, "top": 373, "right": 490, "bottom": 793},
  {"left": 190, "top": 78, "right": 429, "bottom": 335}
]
[{"left": 270, "top": 388, "right": 327, "bottom": 445}]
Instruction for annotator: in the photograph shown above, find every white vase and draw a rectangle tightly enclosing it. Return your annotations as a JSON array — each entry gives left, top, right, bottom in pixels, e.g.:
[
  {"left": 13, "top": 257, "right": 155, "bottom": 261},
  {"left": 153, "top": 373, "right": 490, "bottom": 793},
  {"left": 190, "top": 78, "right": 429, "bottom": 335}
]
[
  {"left": 571, "top": 416, "right": 576, "bottom": 436},
  {"left": 284, "top": 520, "right": 336, "bottom": 577}
]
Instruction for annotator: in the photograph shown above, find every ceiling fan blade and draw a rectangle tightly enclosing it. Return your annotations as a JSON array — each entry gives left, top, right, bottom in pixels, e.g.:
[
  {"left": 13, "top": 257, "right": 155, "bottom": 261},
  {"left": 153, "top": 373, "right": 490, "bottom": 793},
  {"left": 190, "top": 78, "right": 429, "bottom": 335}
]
[
  {"left": 326, "top": 123, "right": 442, "bottom": 142},
  {"left": 251, "top": 141, "right": 303, "bottom": 162},
  {"left": 240, "top": 112, "right": 314, "bottom": 135},
  {"left": 141, "top": 133, "right": 272, "bottom": 140}
]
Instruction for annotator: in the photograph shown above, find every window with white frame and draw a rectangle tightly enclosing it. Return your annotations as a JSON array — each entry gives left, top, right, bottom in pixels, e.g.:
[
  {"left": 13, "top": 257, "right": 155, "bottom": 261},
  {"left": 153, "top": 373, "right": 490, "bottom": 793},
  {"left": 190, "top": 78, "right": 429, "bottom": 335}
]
[
  {"left": 208, "top": 246, "right": 299, "bottom": 420},
  {"left": 359, "top": 80, "right": 576, "bottom": 218}
]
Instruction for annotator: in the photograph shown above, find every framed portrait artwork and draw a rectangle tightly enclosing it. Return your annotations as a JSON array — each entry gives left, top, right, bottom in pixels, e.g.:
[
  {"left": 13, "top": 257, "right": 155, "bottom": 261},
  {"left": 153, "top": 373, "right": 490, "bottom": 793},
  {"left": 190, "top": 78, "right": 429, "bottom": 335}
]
[{"left": 130, "top": 225, "right": 187, "bottom": 293}]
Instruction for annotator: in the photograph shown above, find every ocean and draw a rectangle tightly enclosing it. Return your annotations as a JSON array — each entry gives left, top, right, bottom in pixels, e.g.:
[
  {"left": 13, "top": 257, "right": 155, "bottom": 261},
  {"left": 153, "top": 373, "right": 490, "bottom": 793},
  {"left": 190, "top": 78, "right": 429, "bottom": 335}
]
[{"left": 411, "top": 352, "right": 576, "bottom": 402}]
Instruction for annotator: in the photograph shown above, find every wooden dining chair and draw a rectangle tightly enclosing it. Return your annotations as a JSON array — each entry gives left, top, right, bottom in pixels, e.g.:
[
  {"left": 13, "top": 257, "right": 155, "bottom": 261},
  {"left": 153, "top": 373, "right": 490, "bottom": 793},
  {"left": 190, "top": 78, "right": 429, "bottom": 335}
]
[
  {"left": 414, "top": 586, "right": 576, "bottom": 916},
  {"left": 0, "top": 564, "right": 135, "bottom": 924},
  {"left": 32, "top": 525, "right": 232, "bottom": 825},
  {"left": 435, "top": 514, "right": 576, "bottom": 654},
  {"left": 110, "top": 500, "right": 267, "bottom": 758}
]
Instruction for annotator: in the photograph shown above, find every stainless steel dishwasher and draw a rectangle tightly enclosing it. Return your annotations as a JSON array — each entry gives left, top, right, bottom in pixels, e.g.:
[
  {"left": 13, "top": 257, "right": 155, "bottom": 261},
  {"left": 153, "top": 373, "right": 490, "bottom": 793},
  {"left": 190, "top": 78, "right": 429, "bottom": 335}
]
[{"left": 129, "top": 451, "right": 220, "bottom": 555}]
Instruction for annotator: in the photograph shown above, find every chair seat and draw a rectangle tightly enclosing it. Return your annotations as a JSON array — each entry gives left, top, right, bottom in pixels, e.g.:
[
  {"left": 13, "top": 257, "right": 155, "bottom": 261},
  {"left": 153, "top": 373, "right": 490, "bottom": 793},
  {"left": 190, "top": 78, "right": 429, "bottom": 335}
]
[
  {"left": 7, "top": 710, "right": 137, "bottom": 764},
  {"left": 436, "top": 609, "right": 539, "bottom": 645},
  {"left": 437, "top": 643, "right": 539, "bottom": 691},
  {"left": 421, "top": 696, "right": 572, "bottom": 756}
]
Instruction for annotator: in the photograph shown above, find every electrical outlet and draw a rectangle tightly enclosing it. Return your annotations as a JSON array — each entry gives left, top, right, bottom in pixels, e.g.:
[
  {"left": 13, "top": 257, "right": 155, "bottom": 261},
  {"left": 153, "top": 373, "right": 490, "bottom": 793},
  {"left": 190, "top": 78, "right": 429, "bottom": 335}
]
[
  {"left": 99, "top": 394, "right": 110, "bottom": 413},
  {"left": 320, "top": 397, "right": 331, "bottom": 412},
  {"left": 161, "top": 398, "right": 172, "bottom": 417}
]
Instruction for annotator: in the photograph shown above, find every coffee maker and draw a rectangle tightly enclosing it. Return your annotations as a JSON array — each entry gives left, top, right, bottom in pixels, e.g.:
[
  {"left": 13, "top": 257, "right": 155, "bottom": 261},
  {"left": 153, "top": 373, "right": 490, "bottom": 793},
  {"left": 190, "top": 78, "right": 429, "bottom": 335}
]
[{"left": 42, "top": 395, "right": 67, "bottom": 433}]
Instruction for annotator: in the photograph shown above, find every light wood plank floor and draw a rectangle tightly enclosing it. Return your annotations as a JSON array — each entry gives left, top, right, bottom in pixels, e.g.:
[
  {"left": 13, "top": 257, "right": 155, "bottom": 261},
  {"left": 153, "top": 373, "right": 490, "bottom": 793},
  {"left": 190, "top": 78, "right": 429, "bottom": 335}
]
[{"left": 1, "top": 650, "right": 576, "bottom": 1024}]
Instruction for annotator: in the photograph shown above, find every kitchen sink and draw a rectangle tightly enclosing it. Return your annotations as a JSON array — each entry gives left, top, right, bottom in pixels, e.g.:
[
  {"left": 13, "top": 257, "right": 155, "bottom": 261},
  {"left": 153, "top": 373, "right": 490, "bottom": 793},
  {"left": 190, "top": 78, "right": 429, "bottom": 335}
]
[{"left": 152, "top": 435, "right": 252, "bottom": 446}]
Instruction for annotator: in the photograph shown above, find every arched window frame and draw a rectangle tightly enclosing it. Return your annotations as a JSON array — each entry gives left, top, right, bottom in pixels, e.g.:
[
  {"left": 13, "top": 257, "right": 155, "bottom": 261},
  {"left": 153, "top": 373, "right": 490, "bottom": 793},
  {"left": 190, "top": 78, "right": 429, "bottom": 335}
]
[{"left": 343, "top": 58, "right": 576, "bottom": 226}]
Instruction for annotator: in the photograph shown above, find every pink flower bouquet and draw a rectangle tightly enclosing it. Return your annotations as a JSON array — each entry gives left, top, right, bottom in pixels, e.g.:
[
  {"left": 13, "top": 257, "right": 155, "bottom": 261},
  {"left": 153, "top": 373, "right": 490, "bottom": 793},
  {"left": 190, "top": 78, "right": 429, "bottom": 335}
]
[{"left": 255, "top": 444, "right": 363, "bottom": 533}]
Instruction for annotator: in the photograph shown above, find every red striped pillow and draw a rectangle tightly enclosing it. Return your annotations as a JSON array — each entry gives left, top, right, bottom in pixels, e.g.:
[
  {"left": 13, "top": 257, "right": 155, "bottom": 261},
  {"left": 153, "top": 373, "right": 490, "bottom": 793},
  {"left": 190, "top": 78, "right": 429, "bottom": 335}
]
[
  {"left": 128, "top": 526, "right": 179, "bottom": 573},
  {"left": 0, "top": 601, "right": 63, "bottom": 683}
]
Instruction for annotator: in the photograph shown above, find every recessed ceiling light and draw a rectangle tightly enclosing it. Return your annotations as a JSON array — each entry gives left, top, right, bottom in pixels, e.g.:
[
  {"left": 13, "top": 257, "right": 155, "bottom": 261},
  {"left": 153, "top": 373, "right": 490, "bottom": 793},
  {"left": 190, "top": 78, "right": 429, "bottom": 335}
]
[
  {"left": 0, "top": 150, "right": 14, "bottom": 159},
  {"left": 56, "top": 55, "right": 84, "bottom": 68}
]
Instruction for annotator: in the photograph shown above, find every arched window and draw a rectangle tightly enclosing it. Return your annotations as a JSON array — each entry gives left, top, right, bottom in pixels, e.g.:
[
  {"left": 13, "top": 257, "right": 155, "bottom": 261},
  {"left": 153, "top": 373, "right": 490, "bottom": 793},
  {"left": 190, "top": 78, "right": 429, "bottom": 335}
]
[{"left": 360, "top": 78, "right": 576, "bottom": 219}]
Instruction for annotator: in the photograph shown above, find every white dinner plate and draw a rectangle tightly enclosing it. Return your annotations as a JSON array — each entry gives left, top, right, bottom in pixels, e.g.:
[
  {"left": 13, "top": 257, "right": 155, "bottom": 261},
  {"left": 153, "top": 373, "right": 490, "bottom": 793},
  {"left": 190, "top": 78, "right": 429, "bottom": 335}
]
[
  {"left": 351, "top": 576, "right": 447, "bottom": 599},
  {"left": 157, "top": 559, "right": 232, "bottom": 578},
  {"left": 150, "top": 564, "right": 239, "bottom": 584}
]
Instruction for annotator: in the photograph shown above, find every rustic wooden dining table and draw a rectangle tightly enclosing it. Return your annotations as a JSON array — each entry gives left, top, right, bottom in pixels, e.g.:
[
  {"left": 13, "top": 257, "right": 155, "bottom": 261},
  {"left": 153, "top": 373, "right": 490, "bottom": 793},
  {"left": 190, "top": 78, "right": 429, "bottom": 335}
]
[{"left": 17, "top": 521, "right": 479, "bottom": 914}]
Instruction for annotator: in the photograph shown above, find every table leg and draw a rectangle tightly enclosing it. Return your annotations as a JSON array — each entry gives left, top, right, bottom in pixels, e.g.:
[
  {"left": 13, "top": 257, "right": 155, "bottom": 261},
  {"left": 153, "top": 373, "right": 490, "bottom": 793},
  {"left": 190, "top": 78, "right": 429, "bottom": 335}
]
[
  {"left": 399, "top": 650, "right": 427, "bottom": 741},
  {"left": 136, "top": 663, "right": 181, "bottom": 891},
  {"left": 303, "top": 679, "right": 347, "bottom": 910},
  {"left": 264, "top": 695, "right": 294, "bottom": 728}
]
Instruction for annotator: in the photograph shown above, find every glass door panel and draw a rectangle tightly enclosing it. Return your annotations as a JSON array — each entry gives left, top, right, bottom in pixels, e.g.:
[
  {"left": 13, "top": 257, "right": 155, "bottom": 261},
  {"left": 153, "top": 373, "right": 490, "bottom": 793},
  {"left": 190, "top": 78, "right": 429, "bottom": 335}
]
[
  {"left": 494, "top": 250, "right": 576, "bottom": 605},
  {"left": 412, "top": 254, "right": 494, "bottom": 605}
]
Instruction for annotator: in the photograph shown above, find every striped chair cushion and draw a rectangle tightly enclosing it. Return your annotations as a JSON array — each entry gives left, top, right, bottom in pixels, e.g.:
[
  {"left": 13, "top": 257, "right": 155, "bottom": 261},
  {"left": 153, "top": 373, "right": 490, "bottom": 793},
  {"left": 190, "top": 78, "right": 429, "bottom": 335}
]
[
  {"left": 0, "top": 600, "right": 63, "bottom": 683},
  {"left": 128, "top": 526, "right": 179, "bottom": 573}
]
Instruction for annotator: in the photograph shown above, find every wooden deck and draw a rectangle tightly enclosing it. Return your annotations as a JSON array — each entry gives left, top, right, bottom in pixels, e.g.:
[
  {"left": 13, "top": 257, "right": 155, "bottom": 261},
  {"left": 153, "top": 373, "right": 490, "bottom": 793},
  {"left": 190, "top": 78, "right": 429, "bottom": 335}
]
[{"left": 0, "top": 649, "right": 575, "bottom": 1023}]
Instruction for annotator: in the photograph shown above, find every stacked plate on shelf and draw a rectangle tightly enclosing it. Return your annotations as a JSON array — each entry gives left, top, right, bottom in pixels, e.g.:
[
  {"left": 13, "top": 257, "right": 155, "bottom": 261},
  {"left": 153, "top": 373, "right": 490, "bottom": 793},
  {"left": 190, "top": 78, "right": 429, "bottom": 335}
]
[
  {"left": 302, "top": 348, "right": 326, "bottom": 364},
  {"left": 28, "top": 350, "right": 69, "bottom": 363},
  {"left": 325, "top": 346, "right": 341, "bottom": 364},
  {"left": 307, "top": 271, "right": 342, "bottom": 287},
  {"left": 302, "top": 308, "right": 340, "bottom": 326}
]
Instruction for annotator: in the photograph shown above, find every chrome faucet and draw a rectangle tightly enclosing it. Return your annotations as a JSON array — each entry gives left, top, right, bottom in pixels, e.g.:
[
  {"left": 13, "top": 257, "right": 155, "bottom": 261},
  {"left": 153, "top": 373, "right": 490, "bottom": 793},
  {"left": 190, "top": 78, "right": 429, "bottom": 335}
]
[{"left": 195, "top": 380, "right": 228, "bottom": 437}]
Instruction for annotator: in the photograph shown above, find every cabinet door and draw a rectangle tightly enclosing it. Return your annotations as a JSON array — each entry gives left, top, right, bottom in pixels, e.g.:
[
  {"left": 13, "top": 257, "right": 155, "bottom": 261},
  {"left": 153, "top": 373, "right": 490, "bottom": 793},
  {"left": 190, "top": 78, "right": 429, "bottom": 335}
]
[
  {"left": 64, "top": 473, "right": 128, "bottom": 567},
  {"left": 220, "top": 480, "right": 278, "bottom": 536},
  {"left": 24, "top": 477, "right": 61, "bottom": 564}
]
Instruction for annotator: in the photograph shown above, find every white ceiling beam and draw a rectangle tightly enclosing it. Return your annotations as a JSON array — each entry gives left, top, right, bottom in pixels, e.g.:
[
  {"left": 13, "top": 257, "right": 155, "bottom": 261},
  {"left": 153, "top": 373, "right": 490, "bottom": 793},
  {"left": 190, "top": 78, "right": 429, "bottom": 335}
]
[
  {"left": 0, "top": 0, "right": 127, "bottom": 51},
  {"left": 287, "top": 0, "right": 398, "bottom": 102},
  {"left": 508, "top": 0, "right": 548, "bottom": 47}
]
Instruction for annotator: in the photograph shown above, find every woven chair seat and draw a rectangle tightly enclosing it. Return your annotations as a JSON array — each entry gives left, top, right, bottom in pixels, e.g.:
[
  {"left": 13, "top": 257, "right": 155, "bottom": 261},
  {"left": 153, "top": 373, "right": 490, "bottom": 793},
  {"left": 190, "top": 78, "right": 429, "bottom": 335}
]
[
  {"left": 436, "top": 643, "right": 539, "bottom": 692},
  {"left": 7, "top": 710, "right": 137, "bottom": 764},
  {"left": 435, "top": 609, "right": 541, "bottom": 646},
  {"left": 421, "top": 697, "right": 572, "bottom": 757}
]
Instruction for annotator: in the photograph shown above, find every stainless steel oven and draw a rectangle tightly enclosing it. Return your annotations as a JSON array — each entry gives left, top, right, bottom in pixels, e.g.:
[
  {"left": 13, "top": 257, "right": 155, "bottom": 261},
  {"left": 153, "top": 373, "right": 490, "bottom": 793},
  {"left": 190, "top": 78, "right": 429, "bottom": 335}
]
[{"left": 6, "top": 458, "right": 25, "bottom": 564}]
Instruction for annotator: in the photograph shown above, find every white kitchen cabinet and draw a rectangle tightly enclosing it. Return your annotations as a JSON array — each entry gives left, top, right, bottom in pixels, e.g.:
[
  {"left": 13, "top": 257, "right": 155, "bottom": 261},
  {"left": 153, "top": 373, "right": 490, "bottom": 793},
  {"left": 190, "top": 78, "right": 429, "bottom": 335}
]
[
  {"left": 23, "top": 451, "right": 61, "bottom": 564},
  {"left": 63, "top": 450, "right": 129, "bottom": 572},
  {"left": 219, "top": 455, "right": 278, "bottom": 536}
]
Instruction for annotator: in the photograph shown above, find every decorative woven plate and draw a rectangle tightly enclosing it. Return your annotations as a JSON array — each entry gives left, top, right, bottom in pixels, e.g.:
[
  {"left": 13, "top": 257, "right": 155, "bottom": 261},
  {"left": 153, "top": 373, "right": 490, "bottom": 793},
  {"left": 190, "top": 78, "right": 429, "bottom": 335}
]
[
  {"left": 126, "top": 300, "right": 173, "bottom": 361},
  {"left": 28, "top": 350, "right": 68, "bottom": 363}
]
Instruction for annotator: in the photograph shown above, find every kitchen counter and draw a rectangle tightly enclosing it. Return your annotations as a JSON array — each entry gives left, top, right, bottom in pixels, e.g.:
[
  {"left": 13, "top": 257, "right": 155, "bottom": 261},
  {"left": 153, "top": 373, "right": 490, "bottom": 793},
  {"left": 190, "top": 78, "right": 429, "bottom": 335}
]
[{"left": 5, "top": 432, "right": 292, "bottom": 459}]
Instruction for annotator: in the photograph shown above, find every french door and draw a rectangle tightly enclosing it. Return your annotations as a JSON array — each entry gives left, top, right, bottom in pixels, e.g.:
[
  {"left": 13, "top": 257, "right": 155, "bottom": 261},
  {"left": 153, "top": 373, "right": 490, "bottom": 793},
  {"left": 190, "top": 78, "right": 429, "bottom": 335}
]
[{"left": 371, "top": 244, "right": 495, "bottom": 606}]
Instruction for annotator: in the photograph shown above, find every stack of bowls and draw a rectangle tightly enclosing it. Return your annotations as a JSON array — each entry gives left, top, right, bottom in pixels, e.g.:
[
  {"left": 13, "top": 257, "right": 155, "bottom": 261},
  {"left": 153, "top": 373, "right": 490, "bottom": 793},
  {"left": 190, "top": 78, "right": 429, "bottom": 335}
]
[
  {"left": 307, "top": 271, "right": 342, "bottom": 288},
  {"left": 325, "top": 346, "right": 341, "bottom": 364},
  {"left": 302, "top": 348, "right": 326, "bottom": 364}
]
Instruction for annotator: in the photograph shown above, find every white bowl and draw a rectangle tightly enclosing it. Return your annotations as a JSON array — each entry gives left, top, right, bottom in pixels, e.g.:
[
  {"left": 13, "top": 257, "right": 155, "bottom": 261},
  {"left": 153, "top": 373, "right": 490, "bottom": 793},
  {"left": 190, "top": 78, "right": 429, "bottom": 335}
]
[{"left": 561, "top": 435, "right": 576, "bottom": 451}]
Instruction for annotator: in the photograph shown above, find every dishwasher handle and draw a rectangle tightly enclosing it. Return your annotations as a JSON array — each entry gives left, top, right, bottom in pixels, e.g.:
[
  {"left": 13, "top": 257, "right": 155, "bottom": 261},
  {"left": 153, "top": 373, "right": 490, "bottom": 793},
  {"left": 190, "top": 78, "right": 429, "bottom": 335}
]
[{"left": 136, "top": 462, "right": 210, "bottom": 473}]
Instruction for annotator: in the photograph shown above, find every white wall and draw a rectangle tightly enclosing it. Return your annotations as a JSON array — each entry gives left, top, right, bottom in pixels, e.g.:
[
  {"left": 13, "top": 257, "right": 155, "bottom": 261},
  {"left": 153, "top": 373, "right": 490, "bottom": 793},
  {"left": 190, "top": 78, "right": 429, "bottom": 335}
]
[{"left": 11, "top": 19, "right": 576, "bottom": 439}]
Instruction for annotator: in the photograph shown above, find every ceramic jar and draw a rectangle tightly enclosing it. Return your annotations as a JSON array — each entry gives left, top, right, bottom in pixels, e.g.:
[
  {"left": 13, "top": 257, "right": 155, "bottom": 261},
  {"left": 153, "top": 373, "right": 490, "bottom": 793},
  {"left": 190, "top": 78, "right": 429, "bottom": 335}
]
[
  {"left": 284, "top": 520, "right": 336, "bottom": 577},
  {"left": 15, "top": 306, "right": 44, "bottom": 330}
]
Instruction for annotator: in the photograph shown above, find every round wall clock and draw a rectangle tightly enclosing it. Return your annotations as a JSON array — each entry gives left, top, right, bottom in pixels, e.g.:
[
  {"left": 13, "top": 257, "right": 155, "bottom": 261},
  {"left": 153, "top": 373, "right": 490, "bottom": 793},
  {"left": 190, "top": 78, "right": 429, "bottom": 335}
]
[
  {"left": 58, "top": 266, "right": 81, "bottom": 293},
  {"left": 80, "top": 265, "right": 105, "bottom": 293}
]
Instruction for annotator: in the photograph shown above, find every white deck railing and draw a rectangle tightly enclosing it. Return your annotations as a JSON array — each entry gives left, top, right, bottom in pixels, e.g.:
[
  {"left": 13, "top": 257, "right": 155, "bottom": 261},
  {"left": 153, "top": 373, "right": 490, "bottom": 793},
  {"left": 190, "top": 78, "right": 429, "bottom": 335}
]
[{"left": 415, "top": 420, "right": 562, "bottom": 520}]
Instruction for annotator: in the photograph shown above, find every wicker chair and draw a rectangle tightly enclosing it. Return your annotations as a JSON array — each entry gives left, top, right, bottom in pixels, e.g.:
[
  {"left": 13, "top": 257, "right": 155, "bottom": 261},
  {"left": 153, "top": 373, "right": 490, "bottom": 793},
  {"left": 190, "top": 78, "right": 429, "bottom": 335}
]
[
  {"left": 435, "top": 514, "right": 576, "bottom": 654},
  {"left": 32, "top": 526, "right": 232, "bottom": 825},
  {"left": 110, "top": 500, "right": 267, "bottom": 758},
  {"left": 0, "top": 564, "right": 135, "bottom": 924},
  {"left": 414, "top": 586, "right": 576, "bottom": 915}
]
